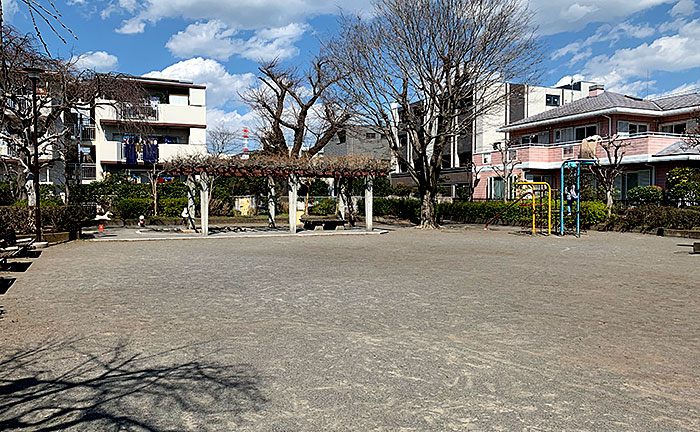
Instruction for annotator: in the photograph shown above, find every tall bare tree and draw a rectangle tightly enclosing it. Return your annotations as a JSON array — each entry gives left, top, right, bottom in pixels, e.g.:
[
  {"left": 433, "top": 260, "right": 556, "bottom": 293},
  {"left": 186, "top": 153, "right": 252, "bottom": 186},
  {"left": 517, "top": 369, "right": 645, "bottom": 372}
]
[
  {"left": 207, "top": 123, "right": 244, "bottom": 156},
  {"left": 242, "top": 57, "right": 353, "bottom": 158},
  {"left": 590, "top": 135, "right": 630, "bottom": 216},
  {"left": 328, "top": 0, "right": 542, "bottom": 228}
]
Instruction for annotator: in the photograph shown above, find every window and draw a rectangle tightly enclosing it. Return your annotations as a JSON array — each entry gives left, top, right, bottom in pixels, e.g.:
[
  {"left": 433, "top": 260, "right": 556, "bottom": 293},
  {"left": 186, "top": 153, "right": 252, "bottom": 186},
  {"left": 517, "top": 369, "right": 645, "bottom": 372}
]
[
  {"left": 489, "top": 177, "right": 505, "bottom": 200},
  {"left": 168, "top": 93, "right": 189, "bottom": 105},
  {"left": 617, "top": 121, "right": 648, "bottom": 135},
  {"left": 482, "top": 153, "right": 491, "bottom": 164},
  {"left": 575, "top": 125, "right": 598, "bottom": 141},
  {"left": 660, "top": 121, "right": 694, "bottom": 135},
  {"left": 365, "top": 132, "right": 376, "bottom": 139},
  {"left": 562, "top": 145, "right": 575, "bottom": 159},
  {"left": 546, "top": 94, "right": 561, "bottom": 106},
  {"left": 507, "top": 149, "right": 517, "bottom": 161},
  {"left": 554, "top": 127, "right": 574, "bottom": 143},
  {"left": 613, "top": 169, "right": 652, "bottom": 200}
]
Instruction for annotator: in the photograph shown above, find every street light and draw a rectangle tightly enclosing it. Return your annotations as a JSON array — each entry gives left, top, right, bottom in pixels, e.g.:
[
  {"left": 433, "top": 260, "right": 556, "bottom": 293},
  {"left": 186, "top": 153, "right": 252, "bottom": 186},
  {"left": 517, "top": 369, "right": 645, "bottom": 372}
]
[{"left": 24, "top": 66, "right": 44, "bottom": 242}]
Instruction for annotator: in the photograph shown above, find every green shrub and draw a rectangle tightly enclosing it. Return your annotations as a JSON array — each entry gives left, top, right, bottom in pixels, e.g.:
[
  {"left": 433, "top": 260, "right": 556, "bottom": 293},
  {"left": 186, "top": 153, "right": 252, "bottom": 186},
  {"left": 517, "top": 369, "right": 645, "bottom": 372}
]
[
  {"left": 309, "top": 198, "right": 337, "bottom": 216},
  {"left": 627, "top": 185, "right": 663, "bottom": 205},
  {"left": 113, "top": 198, "right": 153, "bottom": 219},
  {"left": 158, "top": 198, "right": 188, "bottom": 217},
  {"left": 0, "top": 183, "right": 13, "bottom": 205},
  {"left": 309, "top": 179, "right": 330, "bottom": 196},
  {"left": 0, "top": 205, "right": 93, "bottom": 234},
  {"left": 666, "top": 167, "right": 700, "bottom": 205},
  {"left": 360, "top": 198, "right": 421, "bottom": 222},
  {"left": 607, "top": 205, "right": 700, "bottom": 231}
]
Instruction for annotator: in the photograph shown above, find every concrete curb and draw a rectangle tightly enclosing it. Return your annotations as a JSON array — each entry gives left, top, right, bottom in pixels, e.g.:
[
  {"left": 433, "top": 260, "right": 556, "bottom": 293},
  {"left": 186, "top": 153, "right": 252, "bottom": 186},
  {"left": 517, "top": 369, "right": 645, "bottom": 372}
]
[{"left": 87, "top": 229, "right": 389, "bottom": 242}]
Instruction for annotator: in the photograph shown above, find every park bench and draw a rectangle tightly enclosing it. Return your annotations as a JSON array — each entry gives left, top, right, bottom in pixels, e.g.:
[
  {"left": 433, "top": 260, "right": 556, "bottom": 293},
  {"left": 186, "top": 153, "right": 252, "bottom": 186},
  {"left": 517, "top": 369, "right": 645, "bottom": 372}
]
[
  {"left": 0, "top": 238, "right": 34, "bottom": 267},
  {"left": 300, "top": 215, "right": 347, "bottom": 231}
]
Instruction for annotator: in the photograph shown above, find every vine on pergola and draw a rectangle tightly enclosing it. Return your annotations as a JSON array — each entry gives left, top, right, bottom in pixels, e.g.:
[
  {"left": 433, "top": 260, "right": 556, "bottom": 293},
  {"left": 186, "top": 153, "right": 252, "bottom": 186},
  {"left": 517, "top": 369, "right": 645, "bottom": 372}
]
[{"left": 163, "top": 154, "right": 389, "bottom": 178}]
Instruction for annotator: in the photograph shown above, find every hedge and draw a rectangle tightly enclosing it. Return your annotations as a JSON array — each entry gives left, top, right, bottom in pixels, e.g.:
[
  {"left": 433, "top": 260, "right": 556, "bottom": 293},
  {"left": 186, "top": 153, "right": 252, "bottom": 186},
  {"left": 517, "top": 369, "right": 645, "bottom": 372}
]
[
  {"left": 158, "top": 198, "right": 188, "bottom": 218},
  {"left": 607, "top": 205, "right": 700, "bottom": 231},
  {"left": 358, "top": 198, "right": 607, "bottom": 228},
  {"left": 113, "top": 198, "right": 153, "bottom": 220},
  {"left": 0, "top": 205, "right": 94, "bottom": 234}
]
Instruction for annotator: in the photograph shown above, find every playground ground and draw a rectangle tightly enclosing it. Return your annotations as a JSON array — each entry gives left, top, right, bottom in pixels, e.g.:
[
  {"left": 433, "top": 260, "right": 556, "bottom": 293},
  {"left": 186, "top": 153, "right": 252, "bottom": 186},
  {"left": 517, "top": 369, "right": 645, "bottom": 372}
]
[{"left": 0, "top": 227, "right": 698, "bottom": 431}]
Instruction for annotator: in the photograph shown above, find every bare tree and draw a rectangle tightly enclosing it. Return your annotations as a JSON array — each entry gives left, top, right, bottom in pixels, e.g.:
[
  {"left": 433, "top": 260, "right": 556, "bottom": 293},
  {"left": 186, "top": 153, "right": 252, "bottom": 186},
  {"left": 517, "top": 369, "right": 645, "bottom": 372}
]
[
  {"left": 490, "top": 140, "right": 521, "bottom": 202},
  {"left": 207, "top": 123, "right": 244, "bottom": 156},
  {"left": 0, "top": 26, "right": 151, "bottom": 203},
  {"left": 328, "top": 0, "right": 542, "bottom": 228},
  {"left": 590, "top": 135, "right": 630, "bottom": 216},
  {"left": 0, "top": 0, "right": 76, "bottom": 55},
  {"left": 242, "top": 57, "right": 353, "bottom": 158}
]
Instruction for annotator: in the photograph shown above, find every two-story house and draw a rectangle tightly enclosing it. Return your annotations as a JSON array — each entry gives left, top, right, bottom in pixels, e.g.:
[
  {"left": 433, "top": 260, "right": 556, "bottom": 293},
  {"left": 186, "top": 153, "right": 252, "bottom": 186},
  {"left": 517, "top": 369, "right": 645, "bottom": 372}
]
[{"left": 473, "top": 86, "right": 700, "bottom": 200}]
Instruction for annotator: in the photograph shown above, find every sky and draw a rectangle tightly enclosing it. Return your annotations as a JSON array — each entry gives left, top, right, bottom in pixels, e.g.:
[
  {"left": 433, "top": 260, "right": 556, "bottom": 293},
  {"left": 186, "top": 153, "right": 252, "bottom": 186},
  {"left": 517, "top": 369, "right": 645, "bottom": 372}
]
[{"left": 4, "top": 0, "right": 700, "bottom": 136}]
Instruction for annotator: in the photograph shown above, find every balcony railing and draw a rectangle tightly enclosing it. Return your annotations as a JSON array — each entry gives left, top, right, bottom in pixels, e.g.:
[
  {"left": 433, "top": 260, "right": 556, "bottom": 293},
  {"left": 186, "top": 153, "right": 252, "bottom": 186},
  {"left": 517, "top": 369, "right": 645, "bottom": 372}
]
[
  {"left": 512, "top": 132, "right": 689, "bottom": 148},
  {"left": 118, "top": 103, "right": 158, "bottom": 121},
  {"left": 81, "top": 125, "right": 96, "bottom": 141},
  {"left": 66, "top": 163, "right": 97, "bottom": 181}
]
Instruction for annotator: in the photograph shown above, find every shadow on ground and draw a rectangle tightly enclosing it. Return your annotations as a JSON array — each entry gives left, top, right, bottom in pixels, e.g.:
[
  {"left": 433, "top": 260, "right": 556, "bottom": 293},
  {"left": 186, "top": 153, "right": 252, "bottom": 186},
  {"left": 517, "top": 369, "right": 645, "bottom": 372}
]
[
  {"left": 0, "top": 277, "right": 15, "bottom": 295},
  {"left": 0, "top": 339, "right": 266, "bottom": 431}
]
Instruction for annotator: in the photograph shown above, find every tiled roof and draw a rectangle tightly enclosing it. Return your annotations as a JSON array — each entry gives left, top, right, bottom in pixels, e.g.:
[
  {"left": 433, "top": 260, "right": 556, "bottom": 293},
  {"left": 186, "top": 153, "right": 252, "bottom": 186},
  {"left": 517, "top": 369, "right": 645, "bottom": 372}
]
[
  {"left": 507, "top": 92, "right": 661, "bottom": 127},
  {"left": 652, "top": 93, "right": 700, "bottom": 110},
  {"left": 653, "top": 140, "right": 700, "bottom": 157}
]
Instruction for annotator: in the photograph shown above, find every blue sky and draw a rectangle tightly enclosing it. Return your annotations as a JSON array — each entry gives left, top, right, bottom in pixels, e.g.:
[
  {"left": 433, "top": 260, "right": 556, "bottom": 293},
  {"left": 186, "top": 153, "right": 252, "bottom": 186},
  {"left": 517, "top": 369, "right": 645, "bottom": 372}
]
[{"left": 4, "top": 0, "right": 700, "bottom": 133}]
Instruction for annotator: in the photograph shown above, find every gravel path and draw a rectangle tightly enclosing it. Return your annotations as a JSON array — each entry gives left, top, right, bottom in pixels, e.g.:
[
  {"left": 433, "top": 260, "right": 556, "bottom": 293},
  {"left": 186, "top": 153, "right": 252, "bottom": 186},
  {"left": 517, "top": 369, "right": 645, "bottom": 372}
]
[{"left": 1, "top": 228, "right": 698, "bottom": 431}]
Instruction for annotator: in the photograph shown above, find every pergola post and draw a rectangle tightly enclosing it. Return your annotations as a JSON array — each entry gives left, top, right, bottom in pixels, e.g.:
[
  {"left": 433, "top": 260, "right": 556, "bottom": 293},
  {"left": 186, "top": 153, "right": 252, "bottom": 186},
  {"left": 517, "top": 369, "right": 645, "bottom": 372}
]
[
  {"left": 199, "top": 173, "right": 209, "bottom": 237},
  {"left": 185, "top": 174, "right": 198, "bottom": 231},
  {"left": 365, "top": 175, "right": 373, "bottom": 232},
  {"left": 288, "top": 174, "right": 298, "bottom": 234},
  {"left": 267, "top": 176, "right": 276, "bottom": 228},
  {"left": 337, "top": 178, "right": 346, "bottom": 220}
]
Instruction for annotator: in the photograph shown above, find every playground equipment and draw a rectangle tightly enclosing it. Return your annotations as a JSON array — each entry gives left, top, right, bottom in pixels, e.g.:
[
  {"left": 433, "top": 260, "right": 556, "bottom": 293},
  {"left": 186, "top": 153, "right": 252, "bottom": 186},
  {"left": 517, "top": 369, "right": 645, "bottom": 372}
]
[
  {"left": 484, "top": 192, "right": 531, "bottom": 231},
  {"left": 516, "top": 181, "right": 552, "bottom": 235},
  {"left": 560, "top": 159, "right": 596, "bottom": 236}
]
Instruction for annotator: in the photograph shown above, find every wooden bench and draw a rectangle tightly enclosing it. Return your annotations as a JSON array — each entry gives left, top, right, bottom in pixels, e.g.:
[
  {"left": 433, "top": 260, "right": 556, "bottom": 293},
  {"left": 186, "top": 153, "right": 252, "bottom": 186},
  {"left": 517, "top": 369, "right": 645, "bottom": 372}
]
[
  {"left": 0, "top": 238, "right": 34, "bottom": 267},
  {"left": 300, "top": 215, "right": 347, "bottom": 231}
]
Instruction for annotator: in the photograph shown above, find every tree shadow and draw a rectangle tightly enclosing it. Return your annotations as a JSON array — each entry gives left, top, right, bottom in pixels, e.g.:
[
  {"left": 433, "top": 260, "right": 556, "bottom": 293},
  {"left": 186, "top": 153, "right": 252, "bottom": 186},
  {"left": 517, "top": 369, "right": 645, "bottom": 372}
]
[
  {"left": 0, "top": 277, "right": 16, "bottom": 295},
  {"left": 0, "top": 338, "right": 266, "bottom": 431}
]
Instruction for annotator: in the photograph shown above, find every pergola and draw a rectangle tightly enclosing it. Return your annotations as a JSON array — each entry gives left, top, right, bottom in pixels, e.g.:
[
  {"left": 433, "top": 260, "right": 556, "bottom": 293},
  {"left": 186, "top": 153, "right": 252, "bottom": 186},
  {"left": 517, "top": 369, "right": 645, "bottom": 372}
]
[{"left": 165, "top": 154, "right": 389, "bottom": 235}]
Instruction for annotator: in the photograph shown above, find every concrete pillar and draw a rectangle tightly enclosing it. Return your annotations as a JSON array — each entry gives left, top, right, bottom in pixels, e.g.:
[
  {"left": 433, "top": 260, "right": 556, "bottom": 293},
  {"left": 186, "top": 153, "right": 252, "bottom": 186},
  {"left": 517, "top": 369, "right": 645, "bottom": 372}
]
[
  {"left": 199, "top": 173, "right": 209, "bottom": 237},
  {"left": 185, "top": 174, "right": 197, "bottom": 231},
  {"left": 288, "top": 174, "right": 297, "bottom": 234},
  {"left": 365, "top": 175, "right": 373, "bottom": 232},
  {"left": 337, "top": 179, "right": 346, "bottom": 220},
  {"left": 267, "top": 176, "right": 276, "bottom": 228}
]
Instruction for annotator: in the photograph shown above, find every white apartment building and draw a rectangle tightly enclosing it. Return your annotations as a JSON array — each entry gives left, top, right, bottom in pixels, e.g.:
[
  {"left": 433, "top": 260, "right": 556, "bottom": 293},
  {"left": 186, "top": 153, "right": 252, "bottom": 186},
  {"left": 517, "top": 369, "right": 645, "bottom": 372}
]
[
  {"left": 62, "top": 76, "right": 208, "bottom": 184},
  {"left": 391, "top": 80, "right": 598, "bottom": 195}
]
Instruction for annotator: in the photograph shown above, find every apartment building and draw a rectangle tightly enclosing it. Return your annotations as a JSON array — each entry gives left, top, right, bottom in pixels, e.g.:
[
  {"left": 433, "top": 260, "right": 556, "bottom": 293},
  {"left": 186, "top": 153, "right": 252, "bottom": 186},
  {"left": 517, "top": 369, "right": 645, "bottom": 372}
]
[
  {"left": 323, "top": 126, "right": 392, "bottom": 160},
  {"left": 473, "top": 86, "right": 700, "bottom": 200},
  {"left": 390, "top": 81, "right": 597, "bottom": 196},
  {"left": 52, "top": 76, "right": 207, "bottom": 185}
]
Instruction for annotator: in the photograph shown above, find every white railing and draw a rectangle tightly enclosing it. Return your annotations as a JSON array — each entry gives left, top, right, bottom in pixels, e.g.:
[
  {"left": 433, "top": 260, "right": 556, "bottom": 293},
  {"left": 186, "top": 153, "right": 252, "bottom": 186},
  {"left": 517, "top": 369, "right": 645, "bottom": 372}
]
[{"left": 513, "top": 132, "right": 689, "bottom": 148}]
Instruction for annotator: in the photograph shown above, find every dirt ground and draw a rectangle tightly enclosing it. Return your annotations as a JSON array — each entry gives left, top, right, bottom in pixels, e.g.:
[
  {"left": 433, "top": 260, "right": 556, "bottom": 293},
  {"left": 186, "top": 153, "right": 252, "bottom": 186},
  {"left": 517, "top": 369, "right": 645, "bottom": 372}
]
[{"left": 0, "top": 227, "right": 698, "bottom": 431}]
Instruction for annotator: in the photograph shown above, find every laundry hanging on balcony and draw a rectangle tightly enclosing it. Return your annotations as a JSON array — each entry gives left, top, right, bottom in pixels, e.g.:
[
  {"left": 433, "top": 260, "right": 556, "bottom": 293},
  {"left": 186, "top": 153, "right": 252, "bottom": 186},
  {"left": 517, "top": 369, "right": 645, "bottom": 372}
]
[
  {"left": 124, "top": 137, "right": 137, "bottom": 165},
  {"left": 143, "top": 140, "right": 159, "bottom": 163}
]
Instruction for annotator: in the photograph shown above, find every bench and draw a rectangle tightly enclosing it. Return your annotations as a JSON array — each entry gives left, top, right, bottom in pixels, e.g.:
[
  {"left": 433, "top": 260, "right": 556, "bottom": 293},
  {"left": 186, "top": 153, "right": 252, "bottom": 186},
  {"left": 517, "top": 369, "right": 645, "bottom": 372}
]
[
  {"left": 300, "top": 215, "right": 347, "bottom": 231},
  {"left": 0, "top": 238, "right": 34, "bottom": 267}
]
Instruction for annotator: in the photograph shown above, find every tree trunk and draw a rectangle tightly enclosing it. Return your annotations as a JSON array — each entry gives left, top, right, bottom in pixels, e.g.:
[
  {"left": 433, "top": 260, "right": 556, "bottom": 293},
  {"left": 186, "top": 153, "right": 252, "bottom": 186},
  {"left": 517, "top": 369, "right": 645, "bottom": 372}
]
[
  {"left": 606, "top": 189, "right": 614, "bottom": 217},
  {"left": 420, "top": 189, "right": 439, "bottom": 229},
  {"left": 185, "top": 174, "right": 197, "bottom": 230}
]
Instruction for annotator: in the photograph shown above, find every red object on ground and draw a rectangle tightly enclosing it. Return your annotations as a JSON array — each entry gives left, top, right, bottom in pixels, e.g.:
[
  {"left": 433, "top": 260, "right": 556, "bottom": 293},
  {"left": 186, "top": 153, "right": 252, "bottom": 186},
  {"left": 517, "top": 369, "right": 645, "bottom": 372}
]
[{"left": 98, "top": 224, "right": 104, "bottom": 232}]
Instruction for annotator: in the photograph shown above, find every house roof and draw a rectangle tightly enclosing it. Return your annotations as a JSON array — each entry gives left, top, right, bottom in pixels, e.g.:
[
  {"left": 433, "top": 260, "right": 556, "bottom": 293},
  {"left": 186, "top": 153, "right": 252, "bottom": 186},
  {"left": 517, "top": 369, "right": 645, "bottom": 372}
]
[
  {"left": 653, "top": 140, "right": 700, "bottom": 157},
  {"left": 501, "top": 90, "right": 700, "bottom": 132}
]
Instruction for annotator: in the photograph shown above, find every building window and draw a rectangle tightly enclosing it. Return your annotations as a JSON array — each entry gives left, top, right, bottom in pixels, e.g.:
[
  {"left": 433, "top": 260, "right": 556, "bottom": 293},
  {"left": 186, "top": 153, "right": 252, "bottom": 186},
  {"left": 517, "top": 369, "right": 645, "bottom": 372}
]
[
  {"left": 575, "top": 125, "right": 598, "bottom": 141},
  {"left": 614, "top": 169, "right": 651, "bottom": 200},
  {"left": 554, "top": 127, "right": 574, "bottom": 143},
  {"left": 482, "top": 153, "right": 491, "bottom": 164},
  {"left": 617, "top": 121, "right": 648, "bottom": 135},
  {"left": 562, "top": 145, "right": 574, "bottom": 159},
  {"left": 365, "top": 132, "right": 376, "bottom": 139},
  {"left": 660, "top": 121, "right": 694, "bottom": 135},
  {"left": 507, "top": 149, "right": 517, "bottom": 161},
  {"left": 488, "top": 177, "right": 505, "bottom": 200},
  {"left": 546, "top": 94, "right": 561, "bottom": 106}
]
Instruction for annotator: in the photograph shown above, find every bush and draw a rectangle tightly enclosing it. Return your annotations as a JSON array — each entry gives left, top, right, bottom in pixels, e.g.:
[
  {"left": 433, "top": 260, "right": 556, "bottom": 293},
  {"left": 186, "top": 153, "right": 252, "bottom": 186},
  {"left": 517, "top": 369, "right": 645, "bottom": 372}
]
[
  {"left": 158, "top": 198, "right": 188, "bottom": 218},
  {"left": 0, "top": 183, "right": 13, "bottom": 205},
  {"left": 113, "top": 198, "right": 153, "bottom": 219},
  {"left": 666, "top": 167, "right": 700, "bottom": 206},
  {"left": 607, "top": 205, "right": 700, "bottom": 231},
  {"left": 359, "top": 198, "right": 421, "bottom": 222},
  {"left": 627, "top": 185, "right": 663, "bottom": 205},
  {"left": 0, "top": 205, "right": 93, "bottom": 234},
  {"left": 309, "top": 198, "right": 337, "bottom": 216}
]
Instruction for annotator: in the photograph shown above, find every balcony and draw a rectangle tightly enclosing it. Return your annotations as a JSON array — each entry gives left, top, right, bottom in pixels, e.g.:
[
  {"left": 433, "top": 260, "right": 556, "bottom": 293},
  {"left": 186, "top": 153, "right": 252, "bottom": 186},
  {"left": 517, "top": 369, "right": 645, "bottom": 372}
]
[
  {"left": 106, "top": 141, "right": 208, "bottom": 164},
  {"left": 118, "top": 103, "right": 158, "bottom": 121},
  {"left": 66, "top": 163, "right": 97, "bottom": 181}
]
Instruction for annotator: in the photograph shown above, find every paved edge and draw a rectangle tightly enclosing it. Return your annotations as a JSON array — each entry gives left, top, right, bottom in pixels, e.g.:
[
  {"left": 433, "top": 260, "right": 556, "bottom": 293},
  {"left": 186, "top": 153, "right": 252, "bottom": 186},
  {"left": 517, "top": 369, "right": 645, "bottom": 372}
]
[{"left": 86, "top": 229, "right": 390, "bottom": 243}]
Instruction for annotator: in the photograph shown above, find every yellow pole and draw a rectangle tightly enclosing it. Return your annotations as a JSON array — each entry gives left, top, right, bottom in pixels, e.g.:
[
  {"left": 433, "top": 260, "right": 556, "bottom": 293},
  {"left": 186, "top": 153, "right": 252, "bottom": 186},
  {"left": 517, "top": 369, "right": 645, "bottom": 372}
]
[
  {"left": 531, "top": 186, "right": 536, "bottom": 235},
  {"left": 516, "top": 181, "right": 553, "bottom": 236}
]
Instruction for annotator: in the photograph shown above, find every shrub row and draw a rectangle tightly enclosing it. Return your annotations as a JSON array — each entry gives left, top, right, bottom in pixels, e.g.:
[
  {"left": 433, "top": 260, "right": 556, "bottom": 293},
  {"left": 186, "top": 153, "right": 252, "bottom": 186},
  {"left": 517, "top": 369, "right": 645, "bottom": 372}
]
[
  {"left": 606, "top": 205, "right": 700, "bottom": 231},
  {"left": 0, "top": 205, "right": 94, "bottom": 234}
]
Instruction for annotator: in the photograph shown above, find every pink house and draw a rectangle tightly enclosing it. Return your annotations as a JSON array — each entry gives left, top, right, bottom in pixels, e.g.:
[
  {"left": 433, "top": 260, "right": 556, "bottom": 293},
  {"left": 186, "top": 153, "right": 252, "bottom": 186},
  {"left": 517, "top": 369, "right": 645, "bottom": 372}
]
[{"left": 473, "top": 86, "right": 700, "bottom": 200}]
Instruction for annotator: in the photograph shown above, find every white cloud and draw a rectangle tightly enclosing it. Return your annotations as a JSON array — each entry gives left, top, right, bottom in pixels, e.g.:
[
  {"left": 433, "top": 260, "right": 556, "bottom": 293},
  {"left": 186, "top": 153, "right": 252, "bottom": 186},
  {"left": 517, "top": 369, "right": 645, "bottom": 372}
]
[
  {"left": 670, "top": 0, "right": 696, "bottom": 16},
  {"left": 207, "top": 108, "right": 262, "bottom": 148},
  {"left": 166, "top": 21, "right": 308, "bottom": 62},
  {"left": 71, "top": 51, "right": 119, "bottom": 72},
  {"left": 554, "top": 74, "right": 587, "bottom": 87},
  {"left": 529, "top": 0, "right": 676, "bottom": 35},
  {"left": 552, "top": 21, "right": 656, "bottom": 63},
  {"left": 582, "top": 19, "right": 700, "bottom": 94},
  {"left": 144, "top": 58, "right": 256, "bottom": 108},
  {"left": 114, "top": 0, "right": 373, "bottom": 34},
  {"left": 2, "top": 0, "right": 18, "bottom": 22}
]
